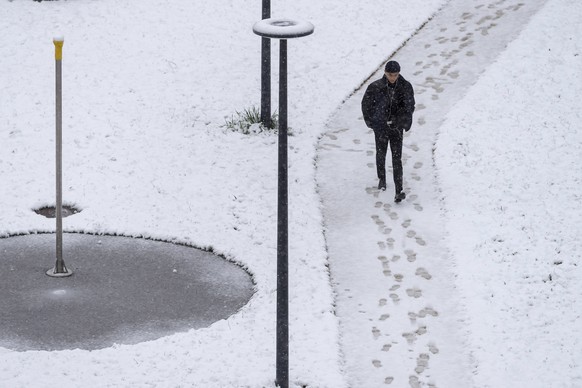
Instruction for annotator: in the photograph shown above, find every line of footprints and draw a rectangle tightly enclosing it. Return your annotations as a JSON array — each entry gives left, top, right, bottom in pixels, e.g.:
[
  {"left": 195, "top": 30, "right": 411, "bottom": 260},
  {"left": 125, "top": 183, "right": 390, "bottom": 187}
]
[
  {"left": 367, "top": 143, "right": 440, "bottom": 386},
  {"left": 323, "top": 125, "right": 438, "bottom": 385},
  {"left": 370, "top": 211, "right": 440, "bottom": 386}
]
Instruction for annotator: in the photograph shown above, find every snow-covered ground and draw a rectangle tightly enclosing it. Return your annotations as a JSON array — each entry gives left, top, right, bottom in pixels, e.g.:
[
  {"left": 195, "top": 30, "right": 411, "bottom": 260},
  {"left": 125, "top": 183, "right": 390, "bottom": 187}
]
[
  {"left": 436, "top": 1, "right": 582, "bottom": 385},
  {"left": 0, "top": 0, "right": 580, "bottom": 386}
]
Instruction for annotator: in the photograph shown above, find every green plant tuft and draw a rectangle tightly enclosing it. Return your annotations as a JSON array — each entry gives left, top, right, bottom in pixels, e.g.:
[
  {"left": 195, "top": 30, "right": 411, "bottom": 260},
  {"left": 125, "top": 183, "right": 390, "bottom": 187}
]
[{"left": 224, "top": 106, "right": 278, "bottom": 135}]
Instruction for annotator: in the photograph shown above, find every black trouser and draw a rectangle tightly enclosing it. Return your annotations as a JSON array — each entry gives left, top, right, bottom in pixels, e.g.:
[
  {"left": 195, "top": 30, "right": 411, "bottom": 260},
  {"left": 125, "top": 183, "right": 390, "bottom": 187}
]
[{"left": 374, "top": 126, "right": 403, "bottom": 193}]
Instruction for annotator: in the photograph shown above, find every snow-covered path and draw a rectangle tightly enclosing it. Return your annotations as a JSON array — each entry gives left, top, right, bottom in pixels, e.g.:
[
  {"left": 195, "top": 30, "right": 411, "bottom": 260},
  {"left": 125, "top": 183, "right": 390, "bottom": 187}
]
[{"left": 317, "top": 0, "right": 548, "bottom": 386}]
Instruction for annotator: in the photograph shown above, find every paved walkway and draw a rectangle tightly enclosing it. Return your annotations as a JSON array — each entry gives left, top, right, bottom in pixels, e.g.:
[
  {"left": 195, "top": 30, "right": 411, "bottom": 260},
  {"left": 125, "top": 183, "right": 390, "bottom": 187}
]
[{"left": 318, "top": 0, "right": 548, "bottom": 386}]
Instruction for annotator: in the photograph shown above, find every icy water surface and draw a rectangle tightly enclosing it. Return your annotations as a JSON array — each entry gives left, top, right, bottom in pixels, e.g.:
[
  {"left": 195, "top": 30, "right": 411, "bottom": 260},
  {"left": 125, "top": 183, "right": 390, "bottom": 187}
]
[{"left": 0, "top": 233, "right": 254, "bottom": 351}]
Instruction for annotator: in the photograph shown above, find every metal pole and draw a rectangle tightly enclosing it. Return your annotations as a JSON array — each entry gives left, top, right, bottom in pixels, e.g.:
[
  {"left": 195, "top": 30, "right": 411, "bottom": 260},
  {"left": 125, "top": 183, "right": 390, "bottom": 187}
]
[
  {"left": 48, "top": 37, "right": 71, "bottom": 277},
  {"left": 253, "top": 18, "right": 313, "bottom": 387},
  {"left": 275, "top": 38, "right": 289, "bottom": 388},
  {"left": 55, "top": 37, "right": 64, "bottom": 272},
  {"left": 260, "top": 0, "right": 271, "bottom": 127}
]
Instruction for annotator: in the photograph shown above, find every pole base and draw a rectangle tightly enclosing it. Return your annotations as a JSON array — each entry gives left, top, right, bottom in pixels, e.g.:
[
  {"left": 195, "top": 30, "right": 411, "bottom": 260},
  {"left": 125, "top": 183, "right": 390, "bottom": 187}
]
[{"left": 46, "top": 267, "right": 73, "bottom": 277}]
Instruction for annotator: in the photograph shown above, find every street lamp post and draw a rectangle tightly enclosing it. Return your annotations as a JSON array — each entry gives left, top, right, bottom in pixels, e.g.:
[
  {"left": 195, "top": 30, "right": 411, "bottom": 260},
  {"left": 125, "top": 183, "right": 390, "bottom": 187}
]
[
  {"left": 252, "top": 18, "right": 314, "bottom": 388},
  {"left": 260, "top": 0, "right": 271, "bottom": 127}
]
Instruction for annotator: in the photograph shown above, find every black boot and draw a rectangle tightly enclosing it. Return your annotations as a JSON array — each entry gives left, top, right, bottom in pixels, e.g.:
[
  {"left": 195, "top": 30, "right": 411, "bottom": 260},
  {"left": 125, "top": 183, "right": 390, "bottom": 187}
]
[
  {"left": 378, "top": 178, "right": 386, "bottom": 191},
  {"left": 394, "top": 191, "right": 406, "bottom": 203}
]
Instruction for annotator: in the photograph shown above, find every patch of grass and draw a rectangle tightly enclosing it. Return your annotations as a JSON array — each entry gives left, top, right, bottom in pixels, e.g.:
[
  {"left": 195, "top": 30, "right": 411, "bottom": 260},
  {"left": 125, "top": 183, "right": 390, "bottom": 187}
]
[{"left": 224, "top": 106, "right": 279, "bottom": 135}]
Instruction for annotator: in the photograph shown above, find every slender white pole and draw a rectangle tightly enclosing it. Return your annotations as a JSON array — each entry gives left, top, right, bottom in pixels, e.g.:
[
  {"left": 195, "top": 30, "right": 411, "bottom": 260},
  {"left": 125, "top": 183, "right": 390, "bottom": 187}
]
[
  {"left": 47, "top": 36, "right": 72, "bottom": 277},
  {"left": 55, "top": 37, "right": 63, "bottom": 269}
]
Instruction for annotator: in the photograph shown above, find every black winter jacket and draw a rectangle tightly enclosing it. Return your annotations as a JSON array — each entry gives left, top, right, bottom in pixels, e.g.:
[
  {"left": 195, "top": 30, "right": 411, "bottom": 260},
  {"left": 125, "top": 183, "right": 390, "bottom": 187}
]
[{"left": 361, "top": 75, "right": 415, "bottom": 132}]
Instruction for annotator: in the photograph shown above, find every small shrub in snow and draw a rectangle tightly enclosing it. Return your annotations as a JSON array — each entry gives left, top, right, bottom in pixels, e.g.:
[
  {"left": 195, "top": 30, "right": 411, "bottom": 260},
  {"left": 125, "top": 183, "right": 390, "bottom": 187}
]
[{"left": 224, "top": 106, "right": 279, "bottom": 135}]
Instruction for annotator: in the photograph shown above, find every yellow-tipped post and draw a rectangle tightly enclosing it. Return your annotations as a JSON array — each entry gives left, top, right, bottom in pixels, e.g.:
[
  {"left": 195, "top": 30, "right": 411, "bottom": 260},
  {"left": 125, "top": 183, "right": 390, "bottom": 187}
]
[
  {"left": 47, "top": 36, "right": 72, "bottom": 278},
  {"left": 53, "top": 36, "right": 64, "bottom": 60}
]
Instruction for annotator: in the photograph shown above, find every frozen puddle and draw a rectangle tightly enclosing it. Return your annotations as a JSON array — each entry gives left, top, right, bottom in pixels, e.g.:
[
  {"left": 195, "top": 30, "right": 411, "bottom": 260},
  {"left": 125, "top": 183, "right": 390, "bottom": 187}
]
[{"left": 0, "top": 233, "right": 254, "bottom": 351}]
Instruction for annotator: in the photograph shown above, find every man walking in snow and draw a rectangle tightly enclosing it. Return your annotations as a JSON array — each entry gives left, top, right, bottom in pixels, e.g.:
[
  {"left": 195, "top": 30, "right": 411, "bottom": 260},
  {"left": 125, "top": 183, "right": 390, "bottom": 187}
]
[{"left": 361, "top": 60, "right": 415, "bottom": 203}]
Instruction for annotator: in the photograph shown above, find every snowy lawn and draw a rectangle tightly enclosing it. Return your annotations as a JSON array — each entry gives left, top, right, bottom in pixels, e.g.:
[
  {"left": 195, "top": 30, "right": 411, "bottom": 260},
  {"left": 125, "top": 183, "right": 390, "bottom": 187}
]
[{"left": 435, "top": 1, "right": 582, "bottom": 386}]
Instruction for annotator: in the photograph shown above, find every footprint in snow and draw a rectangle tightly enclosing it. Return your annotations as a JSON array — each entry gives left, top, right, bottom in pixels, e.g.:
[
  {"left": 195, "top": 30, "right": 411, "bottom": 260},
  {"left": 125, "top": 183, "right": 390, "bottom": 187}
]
[
  {"left": 406, "top": 288, "right": 423, "bottom": 298},
  {"left": 415, "top": 267, "right": 432, "bottom": 280}
]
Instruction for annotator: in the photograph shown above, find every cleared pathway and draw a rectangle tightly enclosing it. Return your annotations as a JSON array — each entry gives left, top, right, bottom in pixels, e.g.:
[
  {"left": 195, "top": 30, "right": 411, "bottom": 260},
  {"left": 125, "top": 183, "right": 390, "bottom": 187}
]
[{"left": 317, "top": 0, "right": 548, "bottom": 386}]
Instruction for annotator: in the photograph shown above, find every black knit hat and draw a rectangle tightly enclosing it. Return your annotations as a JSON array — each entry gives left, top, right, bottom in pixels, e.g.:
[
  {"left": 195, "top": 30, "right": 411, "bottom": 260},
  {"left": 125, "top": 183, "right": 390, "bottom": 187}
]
[{"left": 385, "top": 60, "right": 400, "bottom": 73}]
